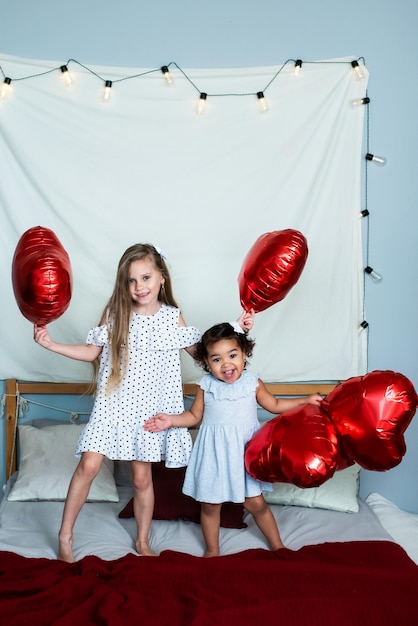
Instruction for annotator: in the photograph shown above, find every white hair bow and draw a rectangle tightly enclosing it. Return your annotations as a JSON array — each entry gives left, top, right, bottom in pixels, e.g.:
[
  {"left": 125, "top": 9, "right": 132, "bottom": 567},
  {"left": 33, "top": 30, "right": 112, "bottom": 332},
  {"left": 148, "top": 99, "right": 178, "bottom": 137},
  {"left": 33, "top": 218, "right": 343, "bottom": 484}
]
[{"left": 154, "top": 245, "right": 168, "bottom": 260}]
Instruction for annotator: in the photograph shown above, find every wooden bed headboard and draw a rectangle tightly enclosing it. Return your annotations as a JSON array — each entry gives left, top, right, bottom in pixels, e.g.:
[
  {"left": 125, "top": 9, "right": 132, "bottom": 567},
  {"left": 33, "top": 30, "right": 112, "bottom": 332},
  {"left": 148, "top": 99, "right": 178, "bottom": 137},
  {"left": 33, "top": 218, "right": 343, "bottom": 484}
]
[
  {"left": 5, "top": 379, "right": 94, "bottom": 481},
  {"left": 4, "top": 379, "right": 338, "bottom": 481}
]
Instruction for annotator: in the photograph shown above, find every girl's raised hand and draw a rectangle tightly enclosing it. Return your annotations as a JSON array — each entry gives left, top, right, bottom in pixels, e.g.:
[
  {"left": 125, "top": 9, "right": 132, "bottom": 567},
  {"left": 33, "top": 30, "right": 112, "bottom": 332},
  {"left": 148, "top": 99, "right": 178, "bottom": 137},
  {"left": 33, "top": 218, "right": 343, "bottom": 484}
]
[
  {"left": 34, "top": 324, "right": 52, "bottom": 349},
  {"left": 237, "top": 308, "right": 255, "bottom": 332},
  {"left": 307, "top": 393, "right": 323, "bottom": 406},
  {"left": 143, "top": 413, "right": 173, "bottom": 432}
]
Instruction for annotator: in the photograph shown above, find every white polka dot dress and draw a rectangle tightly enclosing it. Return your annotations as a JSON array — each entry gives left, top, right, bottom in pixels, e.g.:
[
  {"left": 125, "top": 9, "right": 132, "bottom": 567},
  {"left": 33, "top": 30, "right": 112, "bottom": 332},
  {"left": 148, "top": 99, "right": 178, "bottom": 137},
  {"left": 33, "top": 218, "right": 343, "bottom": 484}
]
[{"left": 76, "top": 304, "right": 201, "bottom": 467}]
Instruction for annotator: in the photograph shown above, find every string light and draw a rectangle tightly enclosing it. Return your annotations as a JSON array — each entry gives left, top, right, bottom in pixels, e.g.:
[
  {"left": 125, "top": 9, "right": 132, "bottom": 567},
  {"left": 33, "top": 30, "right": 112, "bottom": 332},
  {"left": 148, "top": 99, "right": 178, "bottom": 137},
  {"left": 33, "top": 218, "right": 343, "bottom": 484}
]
[
  {"left": 351, "top": 96, "right": 370, "bottom": 108},
  {"left": 0, "top": 77, "right": 12, "bottom": 100},
  {"left": 364, "top": 266, "right": 383, "bottom": 283},
  {"left": 358, "top": 320, "right": 369, "bottom": 335},
  {"left": 161, "top": 65, "right": 173, "bottom": 85},
  {"left": 197, "top": 92, "right": 207, "bottom": 114},
  {"left": 60, "top": 65, "right": 73, "bottom": 87},
  {"left": 0, "top": 57, "right": 371, "bottom": 112},
  {"left": 256, "top": 91, "right": 268, "bottom": 112},
  {"left": 366, "top": 152, "right": 386, "bottom": 166},
  {"left": 351, "top": 60, "right": 364, "bottom": 80},
  {"left": 360, "top": 209, "right": 370, "bottom": 218},
  {"left": 102, "top": 80, "right": 113, "bottom": 102},
  {"left": 294, "top": 59, "right": 302, "bottom": 77}
]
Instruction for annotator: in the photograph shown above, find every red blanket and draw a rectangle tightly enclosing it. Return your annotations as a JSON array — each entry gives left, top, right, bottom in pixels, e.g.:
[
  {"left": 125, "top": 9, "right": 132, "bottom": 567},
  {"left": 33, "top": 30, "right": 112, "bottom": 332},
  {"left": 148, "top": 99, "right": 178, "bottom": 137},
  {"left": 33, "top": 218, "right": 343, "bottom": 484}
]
[{"left": 1, "top": 541, "right": 418, "bottom": 626}]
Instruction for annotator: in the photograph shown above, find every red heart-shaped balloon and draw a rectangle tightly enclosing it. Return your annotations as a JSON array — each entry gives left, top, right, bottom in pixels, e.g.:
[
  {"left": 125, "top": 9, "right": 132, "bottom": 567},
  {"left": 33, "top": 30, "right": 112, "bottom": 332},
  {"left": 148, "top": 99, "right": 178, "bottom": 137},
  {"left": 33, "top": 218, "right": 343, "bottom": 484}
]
[
  {"left": 12, "top": 226, "right": 72, "bottom": 324},
  {"left": 245, "top": 404, "right": 339, "bottom": 488},
  {"left": 238, "top": 229, "right": 308, "bottom": 313},
  {"left": 322, "top": 370, "right": 418, "bottom": 471}
]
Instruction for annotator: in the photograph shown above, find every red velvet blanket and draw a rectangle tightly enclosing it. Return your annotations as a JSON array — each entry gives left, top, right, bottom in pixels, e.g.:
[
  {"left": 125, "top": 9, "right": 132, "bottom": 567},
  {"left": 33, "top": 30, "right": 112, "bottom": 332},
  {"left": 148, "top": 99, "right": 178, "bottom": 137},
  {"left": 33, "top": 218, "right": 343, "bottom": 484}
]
[{"left": 1, "top": 541, "right": 418, "bottom": 626}]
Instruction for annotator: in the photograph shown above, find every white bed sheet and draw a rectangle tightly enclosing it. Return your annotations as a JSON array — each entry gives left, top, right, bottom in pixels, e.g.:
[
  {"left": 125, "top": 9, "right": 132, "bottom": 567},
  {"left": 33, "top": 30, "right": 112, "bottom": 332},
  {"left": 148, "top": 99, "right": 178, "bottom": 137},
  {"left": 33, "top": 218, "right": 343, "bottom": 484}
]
[
  {"left": 0, "top": 475, "right": 394, "bottom": 561},
  {"left": 366, "top": 492, "right": 418, "bottom": 565}
]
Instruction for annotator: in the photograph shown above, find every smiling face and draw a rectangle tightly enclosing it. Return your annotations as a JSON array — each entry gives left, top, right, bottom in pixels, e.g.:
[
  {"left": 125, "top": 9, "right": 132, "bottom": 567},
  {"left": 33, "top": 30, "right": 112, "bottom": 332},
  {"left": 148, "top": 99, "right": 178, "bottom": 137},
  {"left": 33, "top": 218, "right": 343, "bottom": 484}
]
[
  {"left": 205, "top": 338, "right": 246, "bottom": 384},
  {"left": 128, "top": 256, "right": 164, "bottom": 315}
]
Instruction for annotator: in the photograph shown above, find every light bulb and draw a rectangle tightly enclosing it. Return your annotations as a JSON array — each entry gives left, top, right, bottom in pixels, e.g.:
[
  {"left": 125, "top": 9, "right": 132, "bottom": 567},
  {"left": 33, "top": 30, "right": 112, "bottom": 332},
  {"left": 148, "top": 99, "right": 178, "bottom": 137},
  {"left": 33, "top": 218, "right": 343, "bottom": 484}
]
[
  {"left": 351, "top": 60, "right": 364, "bottom": 80},
  {"left": 197, "top": 92, "right": 207, "bottom": 115},
  {"left": 256, "top": 91, "right": 268, "bottom": 112},
  {"left": 161, "top": 65, "right": 173, "bottom": 85},
  {"left": 60, "top": 65, "right": 73, "bottom": 87},
  {"left": 103, "top": 80, "right": 112, "bottom": 102},
  {"left": 0, "top": 77, "right": 12, "bottom": 100},
  {"left": 364, "top": 266, "right": 383, "bottom": 283},
  {"left": 294, "top": 59, "right": 302, "bottom": 77},
  {"left": 351, "top": 96, "right": 370, "bottom": 108},
  {"left": 366, "top": 153, "right": 387, "bottom": 166}
]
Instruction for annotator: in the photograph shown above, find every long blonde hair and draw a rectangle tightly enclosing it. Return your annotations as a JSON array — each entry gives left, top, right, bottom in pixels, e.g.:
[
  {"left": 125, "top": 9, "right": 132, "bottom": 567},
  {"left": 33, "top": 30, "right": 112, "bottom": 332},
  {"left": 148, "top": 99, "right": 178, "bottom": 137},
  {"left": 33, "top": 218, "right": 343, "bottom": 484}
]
[{"left": 95, "top": 243, "right": 178, "bottom": 392}]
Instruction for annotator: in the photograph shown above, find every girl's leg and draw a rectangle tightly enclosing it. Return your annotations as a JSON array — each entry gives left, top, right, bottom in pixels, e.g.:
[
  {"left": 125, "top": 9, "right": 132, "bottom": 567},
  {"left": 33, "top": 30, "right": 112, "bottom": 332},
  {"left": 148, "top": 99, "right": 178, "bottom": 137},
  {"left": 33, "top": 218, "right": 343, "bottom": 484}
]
[
  {"left": 131, "top": 461, "right": 156, "bottom": 556},
  {"left": 200, "top": 502, "right": 222, "bottom": 557},
  {"left": 58, "top": 451, "right": 104, "bottom": 562},
  {"left": 244, "top": 494, "right": 285, "bottom": 551}
]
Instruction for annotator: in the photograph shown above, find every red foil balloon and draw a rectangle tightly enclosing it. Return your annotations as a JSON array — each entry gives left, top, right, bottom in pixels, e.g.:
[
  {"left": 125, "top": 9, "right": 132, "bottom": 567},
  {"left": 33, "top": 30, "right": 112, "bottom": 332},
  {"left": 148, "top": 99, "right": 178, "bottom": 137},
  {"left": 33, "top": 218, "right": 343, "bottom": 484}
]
[
  {"left": 238, "top": 229, "right": 308, "bottom": 313},
  {"left": 12, "top": 226, "right": 72, "bottom": 324},
  {"left": 245, "top": 404, "right": 339, "bottom": 488},
  {"left": 323, "top": 370, "right": 418, "bottom": 471}
]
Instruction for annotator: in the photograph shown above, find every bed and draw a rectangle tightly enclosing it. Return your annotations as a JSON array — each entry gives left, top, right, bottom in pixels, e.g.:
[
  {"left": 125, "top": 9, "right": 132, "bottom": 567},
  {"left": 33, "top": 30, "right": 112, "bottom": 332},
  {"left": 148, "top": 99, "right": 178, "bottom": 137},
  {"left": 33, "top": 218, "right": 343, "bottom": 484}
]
[{"left": 1, "top": 378, "right": 418, "bottom": 625}]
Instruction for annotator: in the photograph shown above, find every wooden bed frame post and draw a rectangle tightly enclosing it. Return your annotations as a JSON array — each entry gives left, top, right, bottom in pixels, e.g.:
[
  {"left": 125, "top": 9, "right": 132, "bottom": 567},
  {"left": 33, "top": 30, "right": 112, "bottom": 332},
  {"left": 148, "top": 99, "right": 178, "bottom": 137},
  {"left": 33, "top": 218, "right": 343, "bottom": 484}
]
[{"left": 5, "top": 379, "right": 17, "bottom": 480}]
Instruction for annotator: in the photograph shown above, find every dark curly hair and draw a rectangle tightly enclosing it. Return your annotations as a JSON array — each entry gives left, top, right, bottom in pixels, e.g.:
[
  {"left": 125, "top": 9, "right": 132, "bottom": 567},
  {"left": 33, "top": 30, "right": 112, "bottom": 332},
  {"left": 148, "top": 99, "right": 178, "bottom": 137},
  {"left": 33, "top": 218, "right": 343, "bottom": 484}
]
[{"left": 195, "top": 322, "right": 255, "bottom": 373}]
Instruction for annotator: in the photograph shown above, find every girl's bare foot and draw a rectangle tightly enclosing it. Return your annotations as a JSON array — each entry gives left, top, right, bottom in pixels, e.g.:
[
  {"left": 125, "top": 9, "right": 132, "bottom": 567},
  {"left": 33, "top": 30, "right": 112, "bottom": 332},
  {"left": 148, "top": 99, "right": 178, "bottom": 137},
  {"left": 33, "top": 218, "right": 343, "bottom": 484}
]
[
  {"left": 135, "top": 540, "right": 157, "bottom": 556},
  {"left": 58, "top": 533, "right": 74, "bottom": 562}
]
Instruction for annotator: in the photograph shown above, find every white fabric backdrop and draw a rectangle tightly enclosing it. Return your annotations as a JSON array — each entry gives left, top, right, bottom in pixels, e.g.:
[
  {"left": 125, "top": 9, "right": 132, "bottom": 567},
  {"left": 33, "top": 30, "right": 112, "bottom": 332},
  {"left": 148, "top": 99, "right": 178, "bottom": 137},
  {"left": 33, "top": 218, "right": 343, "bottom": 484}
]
[{"left": 0, "top": 53, "right": 368, "bottom": 383}]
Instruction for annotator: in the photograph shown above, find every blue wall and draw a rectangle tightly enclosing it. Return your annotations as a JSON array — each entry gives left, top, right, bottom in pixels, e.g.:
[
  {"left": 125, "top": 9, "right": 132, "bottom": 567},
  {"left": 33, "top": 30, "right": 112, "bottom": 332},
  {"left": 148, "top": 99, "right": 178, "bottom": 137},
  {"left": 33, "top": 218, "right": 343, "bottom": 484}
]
[{"left": 1, "top": 0, "right": 417, "bottom": 511}]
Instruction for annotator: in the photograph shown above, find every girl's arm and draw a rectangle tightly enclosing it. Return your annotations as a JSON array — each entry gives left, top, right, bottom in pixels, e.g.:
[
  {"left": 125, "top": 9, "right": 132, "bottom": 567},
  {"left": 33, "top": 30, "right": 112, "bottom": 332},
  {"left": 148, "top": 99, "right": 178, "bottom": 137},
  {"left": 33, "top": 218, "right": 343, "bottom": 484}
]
[
  {"left": 237, "top": 308, "right": 255, "bottom": 332},
  {"left": 144, "top": 388, "right": 205, "bottom": 431},
  {"left": 34, "top": 324, "right": 102, "bottom": 362},
  {"left": 178, "top": 312, "right": 198, "bottom": 358},
  {"left": 255, "top": 379, "right": 323, "bottom": 415}
]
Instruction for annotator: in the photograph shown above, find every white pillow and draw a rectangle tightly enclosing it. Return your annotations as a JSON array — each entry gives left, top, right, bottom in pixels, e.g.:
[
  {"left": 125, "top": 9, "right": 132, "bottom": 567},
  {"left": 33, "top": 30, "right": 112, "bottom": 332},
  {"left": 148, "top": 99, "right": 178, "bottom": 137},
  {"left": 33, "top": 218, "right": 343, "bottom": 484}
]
[
  {"left": 365, "top": 492, "right": 418, "bottom": 565},
  {"left": 8, "top": 424, "right": 119, "bottom": 502},
  {"left": 263, "top": 464, "right": 361, "bottom": 513}
]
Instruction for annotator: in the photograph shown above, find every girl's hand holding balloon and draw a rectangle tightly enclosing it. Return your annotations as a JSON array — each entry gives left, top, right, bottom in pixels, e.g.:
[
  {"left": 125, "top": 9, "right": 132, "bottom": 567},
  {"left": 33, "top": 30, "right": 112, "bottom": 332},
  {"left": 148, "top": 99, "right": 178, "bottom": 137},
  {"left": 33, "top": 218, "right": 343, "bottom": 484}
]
[
  {"left": 237, "top": 308, "right": 255, "bottom": 332},
  {"left": 34, "top": 324, "right": 53, "bottom": 350},
  {"left": 306, "top": 393, "right": 323, "bottom": 407}
]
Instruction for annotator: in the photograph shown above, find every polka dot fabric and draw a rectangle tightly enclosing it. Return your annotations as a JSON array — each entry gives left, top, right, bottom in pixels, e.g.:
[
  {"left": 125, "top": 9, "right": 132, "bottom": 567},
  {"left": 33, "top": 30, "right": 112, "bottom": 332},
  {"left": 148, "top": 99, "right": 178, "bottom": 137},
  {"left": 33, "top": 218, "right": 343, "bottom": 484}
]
[{"left": 76, "top": 305, "right": 201, "bottom": 467}]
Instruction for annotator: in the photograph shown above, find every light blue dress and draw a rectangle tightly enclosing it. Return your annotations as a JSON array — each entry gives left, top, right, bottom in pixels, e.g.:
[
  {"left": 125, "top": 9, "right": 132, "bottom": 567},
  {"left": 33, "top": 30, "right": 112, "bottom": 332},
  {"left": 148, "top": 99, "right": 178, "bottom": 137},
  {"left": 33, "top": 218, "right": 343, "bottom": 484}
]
[{"left": 182, "top": 370, "right": 271, "bottom": 503}]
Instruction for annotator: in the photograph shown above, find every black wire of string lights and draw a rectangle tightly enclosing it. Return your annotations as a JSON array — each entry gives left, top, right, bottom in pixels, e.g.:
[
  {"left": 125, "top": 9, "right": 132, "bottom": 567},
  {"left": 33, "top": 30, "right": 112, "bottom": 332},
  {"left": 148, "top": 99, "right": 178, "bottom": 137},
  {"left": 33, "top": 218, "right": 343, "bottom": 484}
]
[
  {"left": 359, "top": 92, "right": 372, "bottom": 360},
  {"left": 354, "top": 60, "right": 386, "bottom": 363},
  {"left": 0, "top": 56, "right": 369, "bottom": 110},
  {"left": 0, "top": 59, "right": 384, "bottom": 208}
]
